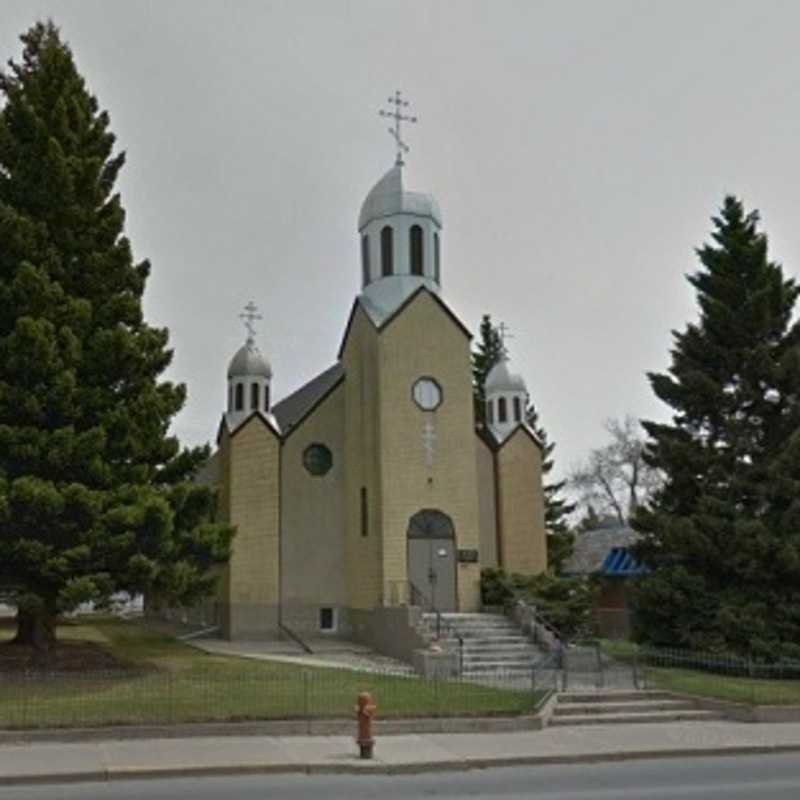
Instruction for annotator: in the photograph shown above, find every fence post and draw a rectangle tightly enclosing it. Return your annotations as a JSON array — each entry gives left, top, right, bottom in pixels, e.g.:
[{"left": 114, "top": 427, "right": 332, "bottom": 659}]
[
  {"left": 303, "top": 670, "right": 311, "bottom": 733},
  {"left": 632, "top": 647, "right": 639, "bottom": 690},
  {"left": 167, "top": 670, "right": 175, "bottom": 725},
  {"left": 21, "top": 673, "right": 28, "bottom": 729}
]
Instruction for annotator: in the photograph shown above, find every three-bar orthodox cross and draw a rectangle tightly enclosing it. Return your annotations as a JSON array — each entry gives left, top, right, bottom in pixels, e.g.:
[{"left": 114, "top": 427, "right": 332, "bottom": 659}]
[
  {"left": 379, "top": 90, "right": 418, "bottom": 167},
  {"left": 240, "top": 301, "right": 262, "bottom": 344}
]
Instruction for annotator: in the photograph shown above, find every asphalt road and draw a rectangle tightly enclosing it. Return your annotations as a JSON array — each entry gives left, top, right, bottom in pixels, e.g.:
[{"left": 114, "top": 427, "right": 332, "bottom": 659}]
[{"left": 2, "top": 753, "right": 799, "bottom": 799}]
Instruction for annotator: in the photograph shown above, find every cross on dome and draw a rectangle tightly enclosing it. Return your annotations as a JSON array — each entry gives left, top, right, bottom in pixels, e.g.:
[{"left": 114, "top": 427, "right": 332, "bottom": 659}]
[
  {"left": 379, "top": 89, "right": 417, "bottom": 167},
  {"left": 498, "top": 321, "right": 513, "bottom": 359},
  {"left": 239, "top": 301, "right": 262, "bottom": 344}
]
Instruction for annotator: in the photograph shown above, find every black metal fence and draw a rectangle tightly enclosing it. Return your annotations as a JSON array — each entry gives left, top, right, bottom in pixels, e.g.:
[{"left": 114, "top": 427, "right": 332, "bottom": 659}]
[{"left": 0, "top": 664, "right": 547, "bottom": 731}]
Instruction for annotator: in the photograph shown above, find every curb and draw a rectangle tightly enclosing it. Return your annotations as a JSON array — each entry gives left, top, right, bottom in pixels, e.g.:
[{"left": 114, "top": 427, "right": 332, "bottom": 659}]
[
  {"left": 4, "top": 743, "right": 800, "bottom": 786},
  {"left": 0, "top": 713, "right": 546, "bottom": 745}
]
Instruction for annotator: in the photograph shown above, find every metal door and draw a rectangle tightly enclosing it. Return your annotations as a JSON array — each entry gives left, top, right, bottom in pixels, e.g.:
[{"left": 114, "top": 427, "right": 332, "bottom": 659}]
[{"left": 407, "top": 510, "right": 457, "bottom": 612}]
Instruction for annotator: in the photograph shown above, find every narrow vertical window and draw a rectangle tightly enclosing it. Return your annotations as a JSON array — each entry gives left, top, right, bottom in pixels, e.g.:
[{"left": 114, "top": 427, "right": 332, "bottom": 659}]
[
  {"left": 228, "top": 385, "right": 233, "bottom": 412},
  {"left": 513, "top": 396, "right": 522, "bottom": 422},
  {"left": 264, "top": 384, "right": 270, "bottom": 412},
  {"left": 361, "top": 234, "right": 370, "bottom": 286},
  {"left": 381, "top": 226, "right": 393, "bottom": 276},
  {"left": 235, "top": 383, "right": 244, "bottom": 411},
  {"left": 251, "top": 383, "right": 260, "bottom": 411},
  {"left": 487, "top": 400, "right": 494, "bottom": 425},
  {"left": 360, "top": 486, "right": 368, "bottom": 537},
  {"left": 498, "top": 397, "right": 507, "bottom": 423},
  {"left": 410, "top": 224, "right": 423, "bottom": 275},
  {"left": 434, "top": 232, "right": 440, "bottom": 284}
]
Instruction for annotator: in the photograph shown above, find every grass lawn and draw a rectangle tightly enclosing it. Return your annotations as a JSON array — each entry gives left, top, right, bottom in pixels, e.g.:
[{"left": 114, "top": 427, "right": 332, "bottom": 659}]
[
  {"left": 642, "top": 667, "right": 800, "bottom": 706},
  {"left": 597, "top": 639, "right": 800, "bottom": 706},
  {"left": 0, "top": 618, "right": 541, "bottom": 729}
]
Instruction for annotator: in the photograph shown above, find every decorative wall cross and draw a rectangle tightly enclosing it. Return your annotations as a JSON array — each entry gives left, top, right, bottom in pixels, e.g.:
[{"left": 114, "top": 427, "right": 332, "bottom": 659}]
[
  {"left": 422, "top": 419, "right": 437, "bottom": 467},
  {"left": 379, "top": 90, "right": 418, "bottom": 167}
]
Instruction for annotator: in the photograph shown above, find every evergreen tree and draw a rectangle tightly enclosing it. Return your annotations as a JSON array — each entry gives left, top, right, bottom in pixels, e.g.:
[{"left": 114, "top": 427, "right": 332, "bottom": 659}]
[
  {"left": 526, "top": 402, "right": 576, "bottom": 570},
  {"left": 633, "top": 196, "right": 800, "bottom": 659},
  {"left": 471, "top": 314, "right": 575, "bottom": 567},
  {"left": 471, "top": 314, "right": 505, "bottom": 426},
  {"left": 0, "top": 22, "right": 233, "bottom": 655}
]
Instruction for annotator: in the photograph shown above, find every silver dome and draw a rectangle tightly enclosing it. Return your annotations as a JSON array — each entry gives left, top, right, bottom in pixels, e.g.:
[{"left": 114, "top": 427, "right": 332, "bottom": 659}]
[
  {"left": 227, "top": 341, "right": 272, "bottom": 379},
  {"left": 486, "top": 359, "right": 526, "bottom": 394},
  {"left": 358, "top": 165, "right": 442, "bottom": 231}
]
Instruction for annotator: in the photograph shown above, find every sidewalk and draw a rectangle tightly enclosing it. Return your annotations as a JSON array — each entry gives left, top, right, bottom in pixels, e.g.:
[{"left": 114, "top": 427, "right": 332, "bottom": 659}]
[{"left": 3, "top": 720, "right": 800, "bottom": 785}]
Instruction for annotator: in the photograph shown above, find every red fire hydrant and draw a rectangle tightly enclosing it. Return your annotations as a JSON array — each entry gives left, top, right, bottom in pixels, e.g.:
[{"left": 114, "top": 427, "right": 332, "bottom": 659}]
[{"left": 355, "top": 691, "right": 376, "bottom": 759}]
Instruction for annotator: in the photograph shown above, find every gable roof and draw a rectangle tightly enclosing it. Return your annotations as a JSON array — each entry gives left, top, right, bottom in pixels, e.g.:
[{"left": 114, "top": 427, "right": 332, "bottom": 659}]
[
  {"left": 497, "top": 422, "right": 544, "bottom": 450},
  {"left": 337, "top": 285, "right": 472, "bottom": 359},
  {"left": 272, "top": 363, "right": 345, "bottom": 434},
  {"left": 476, "top": 426, "right": 499, "bottom": 451},
  {"left": 561, "top": 525, "right": 641, "bottom": 576},
  {"left": 216, "top": 409, "right": 281, "bottom": 445}
]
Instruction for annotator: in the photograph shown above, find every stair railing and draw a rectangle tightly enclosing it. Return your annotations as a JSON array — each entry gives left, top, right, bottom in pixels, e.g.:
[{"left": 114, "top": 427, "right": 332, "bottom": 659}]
[
  {"left": 408, "top": 580, "right": 464, "bottom": 676},
  {"left": 511, "top": 597, "right": 565, "bottom": 662}
]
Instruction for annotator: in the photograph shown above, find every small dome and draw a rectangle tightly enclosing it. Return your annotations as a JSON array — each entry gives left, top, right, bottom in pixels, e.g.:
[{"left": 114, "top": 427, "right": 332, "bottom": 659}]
[
  {"left": 486, "top": 359, "right": 526, "bottom": 394},
  {"left": 358, "top": 165, "right": 442, "bottom": 231},
  {"left": 227, "top": 340, "right": 272, "bottom": 379}
]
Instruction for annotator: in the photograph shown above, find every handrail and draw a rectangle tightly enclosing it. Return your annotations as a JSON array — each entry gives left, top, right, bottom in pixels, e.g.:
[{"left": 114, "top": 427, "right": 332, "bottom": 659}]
[
  {"left": 408, "top": 580, "right": 464, "bottom": 676},
  {"left": 511, "top": 596, "right": 565, "bottom": 662},
  {"left": 279, "top": 621, "right": 313, "bottom": 654}
]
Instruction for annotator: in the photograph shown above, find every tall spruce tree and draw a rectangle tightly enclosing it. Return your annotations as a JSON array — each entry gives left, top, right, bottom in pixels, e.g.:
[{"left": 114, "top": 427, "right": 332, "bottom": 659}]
[
  {"left": 526, "top": 404, "right": 576, "bottom": 570},
  {"left": 0, "top": 22, "right": 233, "bottom": 654},
  {"left": 471, "top": 314, "right": 575, "bottom": 565},
  {"left": 471, "top": 314, "right": 506, "bottom": 426},
  {"left": 633, "top": 196, "right": 800, "bottom": 658}
]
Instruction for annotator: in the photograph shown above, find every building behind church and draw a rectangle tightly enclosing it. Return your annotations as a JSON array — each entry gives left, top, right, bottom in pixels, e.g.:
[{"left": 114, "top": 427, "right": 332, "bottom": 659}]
[{"left": 178, "top": 151, "right": 549, "bottom": 656}]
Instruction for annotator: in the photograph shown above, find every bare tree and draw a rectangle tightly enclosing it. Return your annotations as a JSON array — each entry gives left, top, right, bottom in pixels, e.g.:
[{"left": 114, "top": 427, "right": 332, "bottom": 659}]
[{"left": 570, "top": 416, "right": 661, "bottom": 525}]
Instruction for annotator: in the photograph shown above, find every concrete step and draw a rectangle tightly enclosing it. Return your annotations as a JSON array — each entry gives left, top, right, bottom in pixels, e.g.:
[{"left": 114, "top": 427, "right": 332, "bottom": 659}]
[
  {"left": 548, "top": 709, "right": 724, "bottom": 726},
  {"left": 428, "top": 615, "right": 516, "bottom": 626},
  {"left": 554, "top": 699, "right": 698, "bottom": 716},
  {"left": 419, "top": 624, "right": 522, "bottom": 637},
  {"left": 462, "top": 644, "right": 538, "bottom": 661},
  {"left": 461, "top": 635, "right": 533, "bottom": 646},
  {"left": 464, "top": 636, "right": 535, "bottom": 650},
  {"left": 558, "top": 690, "right": 674, "bottom": 703},
  {"left": 461, "top": 661, "right": 534, "bottom": 673}
]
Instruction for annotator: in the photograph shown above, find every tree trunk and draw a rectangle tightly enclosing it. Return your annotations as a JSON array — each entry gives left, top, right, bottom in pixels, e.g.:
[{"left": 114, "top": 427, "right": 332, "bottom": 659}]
[{"left": 11, "top": 608, "right": 56, "bottom": 654}]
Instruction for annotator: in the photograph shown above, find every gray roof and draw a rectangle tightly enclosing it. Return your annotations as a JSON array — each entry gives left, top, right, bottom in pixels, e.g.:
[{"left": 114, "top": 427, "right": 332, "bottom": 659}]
[
  {"left": 193, "top": 450, "right": 220, "bottom": 486},
  {"left": 272, "top": 363, "right": 344, "bottom": 433},
  {"left": 561, "top": 525, "right": 640, "bottom": 576}
]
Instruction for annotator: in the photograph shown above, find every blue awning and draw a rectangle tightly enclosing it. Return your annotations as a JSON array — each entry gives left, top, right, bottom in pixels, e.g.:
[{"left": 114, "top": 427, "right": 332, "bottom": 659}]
[{"left": 601, "top": 547, "right": 648, "bottom": 577}]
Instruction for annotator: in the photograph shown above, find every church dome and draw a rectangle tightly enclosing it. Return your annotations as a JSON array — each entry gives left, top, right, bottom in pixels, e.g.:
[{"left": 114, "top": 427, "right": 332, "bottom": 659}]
[
  {"left": 358, "top": 165, "right": 442, "bottom": 231},
  {"left": 486, "top": 359, "right": 526, "bottom": 394},
  {"left": 227, "top": 340, "right": 272, "bottom": 379}
]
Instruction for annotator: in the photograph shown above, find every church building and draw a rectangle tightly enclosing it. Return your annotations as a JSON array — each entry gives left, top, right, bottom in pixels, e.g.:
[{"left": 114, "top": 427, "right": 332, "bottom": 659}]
[{"left": 195, "top": 105, "right": 548, "bottom": 647}]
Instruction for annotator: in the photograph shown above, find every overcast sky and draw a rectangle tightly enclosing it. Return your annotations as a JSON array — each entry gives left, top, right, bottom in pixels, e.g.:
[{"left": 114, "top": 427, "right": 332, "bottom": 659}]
[{"left": 4, "top": 0, "right": 800, "bottom": 484}]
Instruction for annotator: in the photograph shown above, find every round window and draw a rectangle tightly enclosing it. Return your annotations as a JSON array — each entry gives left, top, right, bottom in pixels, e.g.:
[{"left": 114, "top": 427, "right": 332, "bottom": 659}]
[
  {"left": 412, "top": 377, "right": 442, "bottom": 411},
  {"left": 303, "top": 443, "right": 333, "bottom": 476}
]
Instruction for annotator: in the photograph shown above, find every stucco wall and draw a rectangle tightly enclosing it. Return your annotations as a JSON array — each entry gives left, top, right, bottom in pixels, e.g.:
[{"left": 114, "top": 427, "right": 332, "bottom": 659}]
[
  {"left": 219, "top": 416, "right": 281, "bottom": 638},
  {"left": 280, "top": 382, "right": 349, "bottom": 636},
  {"left": 475, "top": 433, "right": 498, "bottom": 569},
  {"left": 496, "top": 427, "right": 547, "bottom": 575},
  {"left": 376, "top": 291, "right": 482, "bottom": 612}
]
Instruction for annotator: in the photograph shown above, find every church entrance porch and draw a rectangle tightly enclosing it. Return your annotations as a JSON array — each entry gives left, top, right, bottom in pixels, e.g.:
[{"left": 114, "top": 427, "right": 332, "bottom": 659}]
[{"left": 407, "top": 510, "right": 457, "bottom": 612}]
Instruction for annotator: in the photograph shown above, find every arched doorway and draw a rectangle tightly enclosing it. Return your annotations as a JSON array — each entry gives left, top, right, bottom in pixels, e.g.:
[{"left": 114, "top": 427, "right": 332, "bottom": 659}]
[{"left": 407, "top": 509, "right": 457, "bottom": 612}]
